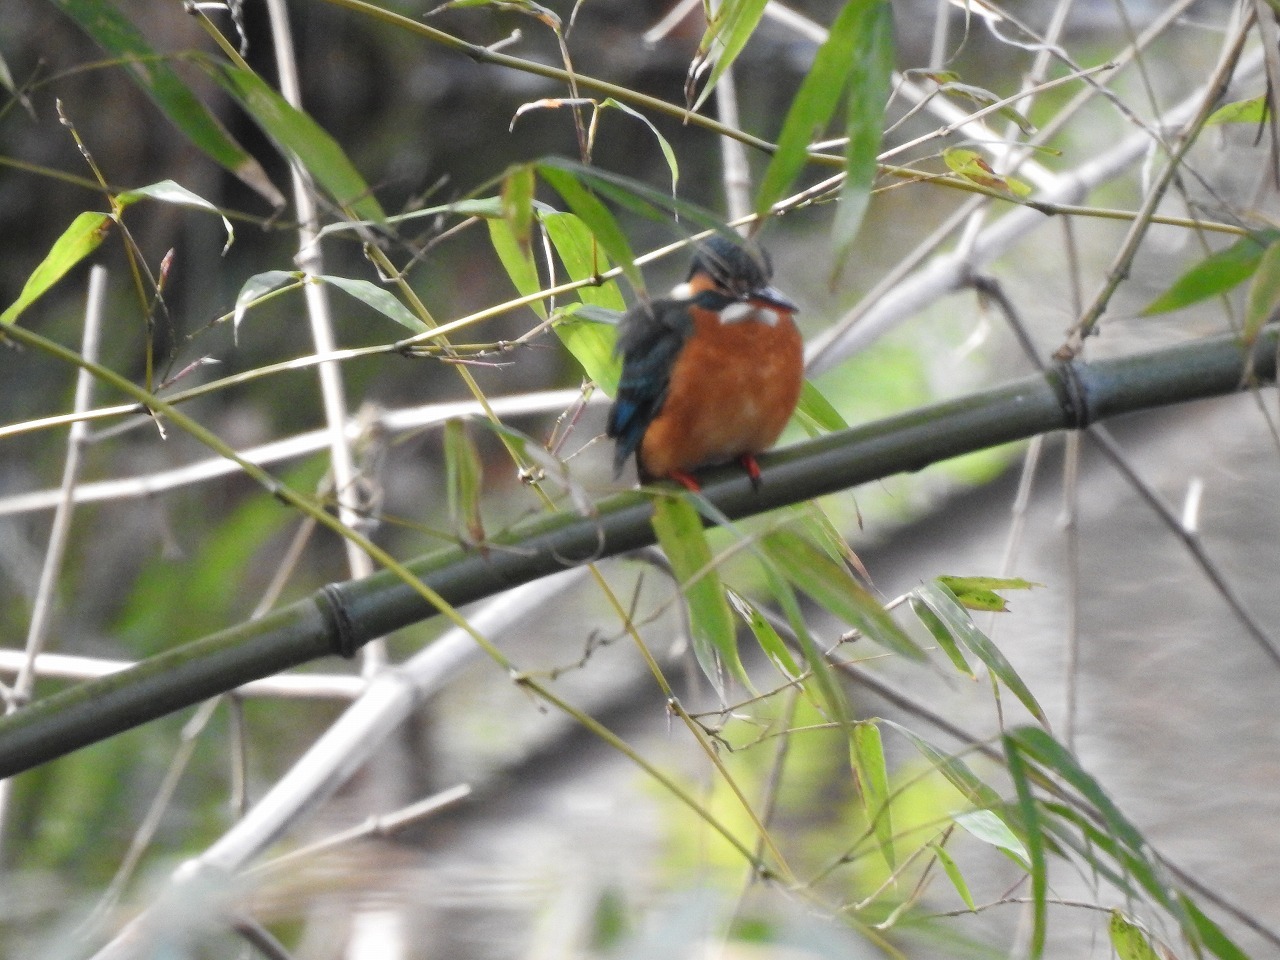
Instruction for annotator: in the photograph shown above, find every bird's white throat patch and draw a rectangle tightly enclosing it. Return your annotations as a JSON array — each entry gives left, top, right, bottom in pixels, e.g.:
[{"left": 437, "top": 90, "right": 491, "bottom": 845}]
[{"left": 718, "top": 302, "right": 780, "bottom": 326}]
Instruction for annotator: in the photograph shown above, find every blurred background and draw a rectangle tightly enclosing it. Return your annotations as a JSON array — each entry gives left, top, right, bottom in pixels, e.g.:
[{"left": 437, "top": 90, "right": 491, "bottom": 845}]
[{"left": 2, "top": 0, "right": 1279, "bottom": 957}]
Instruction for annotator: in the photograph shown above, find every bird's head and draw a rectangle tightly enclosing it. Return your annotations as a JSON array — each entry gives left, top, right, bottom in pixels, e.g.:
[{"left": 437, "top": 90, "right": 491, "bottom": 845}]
[{"left": 678, "top": 234, "right": 798, "bottom": 313}]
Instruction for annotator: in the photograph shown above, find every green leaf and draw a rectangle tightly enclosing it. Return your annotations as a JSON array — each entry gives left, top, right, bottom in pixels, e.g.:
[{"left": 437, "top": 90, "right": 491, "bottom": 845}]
[
  {"left": 930, "top": 842, "right": 976, "bottom": 911},
  {"left": 1005, "top": 726, "right": 1146, "bottom": 855},
  {"left": 915, "top": 580, "right": 1047, "bottom": 724},
  {"left": 651, "top": 497, "right": 748, "bottom": 697},
  {"left": 487, "top": 216, "right": 546, "bottom": 319},
  {"left": 795, "top": 379, "right": 849, "bottom": 434},
  {"left": 692, "top": 0, "right": 770, "bottom": 111},
  {"left": 939, "top": 79, "right": 1035, "bottom": 136},
  {"left": 540, "top": 211, "right": 627, "bottom": 311},
  {"left": 909, "top": 596, "right": 974, "bottom": 676},
  {"left": 1245, "top": 240, "right": 1280, "bottom": 343},
  {"left": 538, "top": 162, "right": 641, "bottom": 292},
  {"left": 882, "top": 721, "right": 1002, "bottom": 809},
  {"left": 1003, "top": 735, "right": 1046, "bottom": 959},
  {"left": 755, "top": 0, "right": 865, "bottom": 221},
  {"left": 539, "top": 210, "right": 627, "bottom": 390},
  {"left": 205, "top": 62, "right": 384, "bottom": 223},
  {"left": 48, "top": 0, "right": 282, "bottom": 205},
  {"left": 318, "top": 275, "right": 429, "bottom": 333},
  {"left": 232, "top": 270, "right": 302, "bottom": 332},
  {"left": 763, "top": 530, "right": 926, "bottom": 660},
  {"left": 832, "top": 0, "right": 895, "bottom": 267},
  {"left": 1109, "top": 911, "right": 1160, "bottom": 960},
  {"left": 942, "top": 147, "right": 1031, "bottom": 196},
  {"left": 1, "top": 211, "right": 112, "bottom": 325},
  {"left": 601, "top": 99, "right": 679, "bottom": 197},
  {"left": 726, "top": 588, "right": 800, "bottom": 678},
  {"left": 1206, "top": 95, "right": 1268, "bottom": 125},
  {"left": 1141, "top": 232, "right": 1279, "bottom": 316},
  {"left": 118, "top": 179, "right": 234, "bottom": 254},
  {"left": 444, "top": 419, "right": 485, "bottom": 547},
  {"left": 502, "top": 164, "right": 536, "bottom": 249},
  {"left": 553, "top": 305, "right": 621, "bottom": 393},
  {"left": 1178, "top": 894, "right": 1252, "bottom": 960},
  {"left": 757, "top": 555, "right": 849, "bottom": 723},
  {"left": 937, "top": 575, "right": 1040, "bottom": 613},
  {"left": 850, "top": 720, "right": 894, "bottom": 868},
  {"left": 953, "top": 809, "right": 1030, "bottom": 867}
]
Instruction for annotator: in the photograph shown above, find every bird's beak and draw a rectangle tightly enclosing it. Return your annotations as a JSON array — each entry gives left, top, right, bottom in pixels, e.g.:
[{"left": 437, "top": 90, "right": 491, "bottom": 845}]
[{"left": 752, "top": 285, "right": 799, "bottom": 313}]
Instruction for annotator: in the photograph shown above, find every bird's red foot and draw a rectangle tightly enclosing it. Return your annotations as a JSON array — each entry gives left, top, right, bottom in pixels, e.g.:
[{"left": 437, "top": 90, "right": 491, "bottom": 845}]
[
  {"left": 738, "top": 454, "right": 763, "bottom": 491},
  {"left": 669, "top": 470, "right": 702, "bottom": 492}
]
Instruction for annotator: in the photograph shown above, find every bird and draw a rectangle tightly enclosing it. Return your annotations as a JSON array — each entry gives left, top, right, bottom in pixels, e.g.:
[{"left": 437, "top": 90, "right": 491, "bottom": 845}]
[{"left": 606, "top": 234, "right": 804, "bottom": 492}]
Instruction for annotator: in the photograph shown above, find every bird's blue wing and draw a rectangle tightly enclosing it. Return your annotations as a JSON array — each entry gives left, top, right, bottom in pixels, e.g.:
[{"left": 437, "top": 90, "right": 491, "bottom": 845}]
[{"left": 606, "top": 299, "right": 692, "bottom": 477}]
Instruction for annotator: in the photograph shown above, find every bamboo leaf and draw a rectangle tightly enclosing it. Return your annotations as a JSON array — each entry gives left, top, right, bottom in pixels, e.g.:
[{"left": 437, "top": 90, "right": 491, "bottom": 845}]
[
  {"left": 691, "top": 0, "right": 770, "bottom": 111},
  {"left": 795, "top": 379, "right": 849, "bottom": 433},
  {"left": 1005, "top": 726, "right": 1146, "bottom": 854},
  {"left": 48, "top": 0, "right": 282, "bottom": 205},
  {"left": 1244, "top": 240, "right": 1280, "bottom": 344},
  {"left": 1206, "top": 95, "right": 1268, "bottom": 125},
  {"left": 915, "top": 580, "right": 1047, "bottom": 724},
  {"left": 540, "top": 211, "right": 626, "bottom": 311},
  {"left": 763, "top": 530, "right": 926, "bottom": 660},
  {"left": 937, "top": 574, "right": 1040, "bottom": 613},
  {"left": 444, "top": 418, "right": 486, "bottom": 547},
  {"left": 1, "top": 211, "right": 112, "bottom": 325},
  {"left": 726, "top": 588, "right": 800, "bottom": 678},
  {"left": 757, "top": 553, "right": 848, "bottom": 723},
  {"left": 318, "top": 275, "right": 428, "bottom": 333},
  {"left": 930, "top": 841, "right": 976, "bottom": 911},
  {"left": 1142, "top": 232, "right": 1279, "bottom": 316},
  {"left": 882, "top": 721, "right": 1001, "bottom": 809},
  {"left": 953, "top": 809, "right": 1030, "bottom": 867},
  {"left": 601, "top": 99, "right": 680, "bottom": 196},
  {"left": 1003, "top": 735, "right": 1046, "bottom": 958},
  {"left": 755, "top": 0, "right": 864, "bottom": 220},
  {"left": 943, "top": 147, "right": 1030, "bottom": 196},
  {"left": 651, "top": 497, "right": 747, "bottom": 697},
  {"left": 850, "top": 720, "right": 894, "bottom": 868},
  {"left": 487, "top": 216, "right": 546, "bottom": 319},
  {"left": 909, "top": 595, "right": 974, "bottom": 676},
  {"left": 204, "top": 62, "right": 384, "bottom": 222},
  {"left": 538, "top": 163, "right": 641, "bottom": 292},
  {"left": 832, "top": 0, "right": 895, "bottom": 267},
  {"left": 502, "top": 163, "right": 536, "bottom": 249},
  {"left": 1178, "top": 895, "right": 1252, "bottom": 960},
  {"left": 118, "top": 179, "right": 234, "bottom": 254},
  {"left": 232, "top": 270, "right": 302, "bottom": 333},
  {"left": 1109, "top": 911, "right": 1160, "bottom": 960}
]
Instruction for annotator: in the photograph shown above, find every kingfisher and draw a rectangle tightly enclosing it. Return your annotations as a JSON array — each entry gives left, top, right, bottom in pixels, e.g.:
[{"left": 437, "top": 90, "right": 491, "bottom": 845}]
[{"left": 606, "top": 234, "right": 804, "bottom": 492}]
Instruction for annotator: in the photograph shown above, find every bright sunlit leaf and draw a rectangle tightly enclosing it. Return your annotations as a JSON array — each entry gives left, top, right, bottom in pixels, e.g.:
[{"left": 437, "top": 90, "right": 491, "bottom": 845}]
[{"left": 1, "top": 210, "right": 112, "bottom": 325}]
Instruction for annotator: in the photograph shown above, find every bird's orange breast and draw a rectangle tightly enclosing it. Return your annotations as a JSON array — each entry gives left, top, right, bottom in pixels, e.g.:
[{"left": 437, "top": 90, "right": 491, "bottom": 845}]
[{"left": 639, "top": 303, "right": 803, "bottom": 479}]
